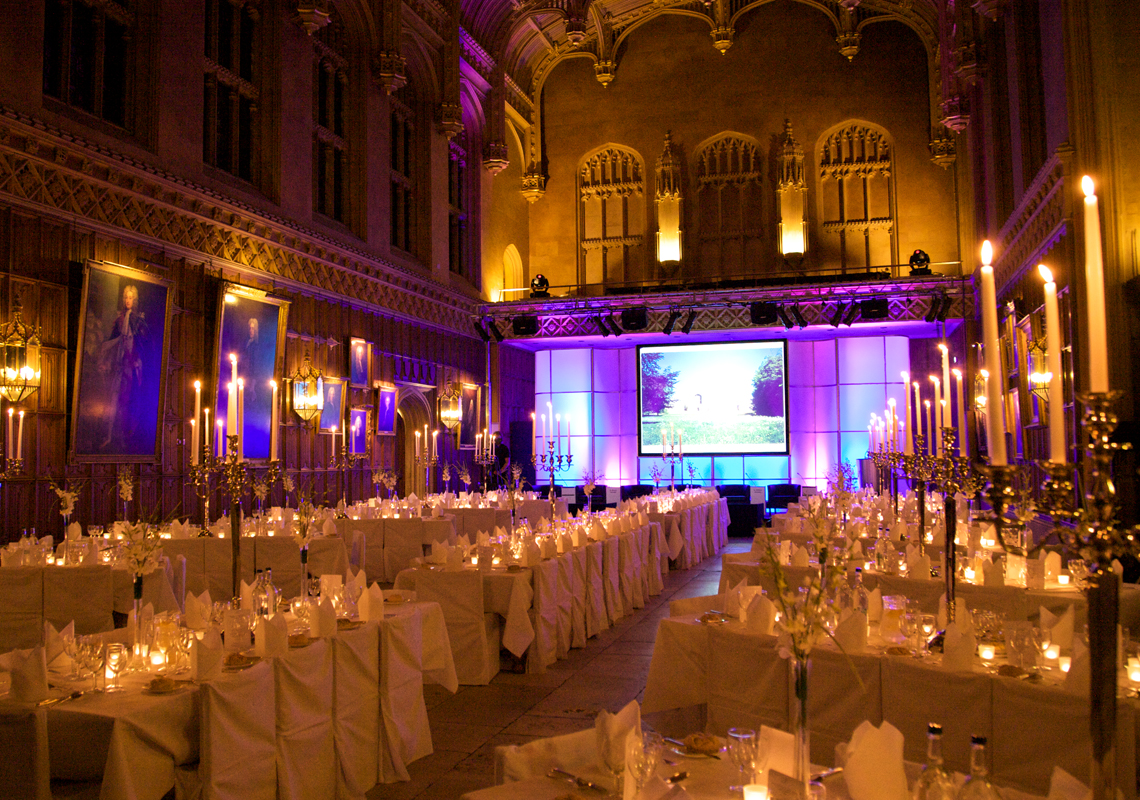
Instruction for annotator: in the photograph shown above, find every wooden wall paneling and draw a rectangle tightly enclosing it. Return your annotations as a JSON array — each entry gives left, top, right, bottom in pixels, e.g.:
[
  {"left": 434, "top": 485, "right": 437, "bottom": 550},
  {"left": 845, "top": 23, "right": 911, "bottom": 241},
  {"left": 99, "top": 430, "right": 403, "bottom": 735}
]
[{"left": 38, "top": 348, "right": 66, "bottom": 414}]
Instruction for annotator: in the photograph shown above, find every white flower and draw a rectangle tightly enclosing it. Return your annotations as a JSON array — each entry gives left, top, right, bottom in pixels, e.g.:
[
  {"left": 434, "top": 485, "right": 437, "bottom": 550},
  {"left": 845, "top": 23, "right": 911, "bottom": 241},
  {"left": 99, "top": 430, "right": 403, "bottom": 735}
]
[
  {"left": 282, "top": 474, "right": 296, "bottom": 494},
  {"left": 120, "top": 522, "right": 162, "bottom": 577},
  {"left": 117, "top": 470, "right": 134, "bottom": 503}
]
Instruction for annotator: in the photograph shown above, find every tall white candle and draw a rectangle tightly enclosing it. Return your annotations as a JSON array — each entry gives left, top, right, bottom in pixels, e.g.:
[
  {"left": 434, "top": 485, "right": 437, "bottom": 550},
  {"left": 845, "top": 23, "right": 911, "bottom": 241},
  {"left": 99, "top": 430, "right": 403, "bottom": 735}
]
[
  {"left": 16, "top": 410, "right": 24, "bottom": 461},
  {"left": 217, "top": 419, "right": 224, "bottom": 456},
  {"left": 1082, "top": 177, "right": 1109, "bottom": 393},
  {"left": 432, "top": 430, "right": 438, "bottom": 460},
  {"left": 270, "top": 380, "right": 279, "bottom": 462},
  {"left": 953, "top": 368, "right": 968, "bottom": 458},
  {"left": 912, "top": 382, "right": 922, "bottom": 447},
  {"left": 540, "top": 414, "right": 546, "bottom": 453},
  {"left": 930, "top": 377, "right": 941, "bottom": 455},
  {"left": 924, "top": 400, "right": 932, "bottom": 455},
  {"left": 546, "top": 402, "right": 553, "bottom": 440},
  {"left": 565, "top": 416, "right": 571, "bottom": 458},
  {"left": 678, "top": 430, "right": 683, "bottom": 459},
  {"left": 869, "top": 422, "right": 875, "bottom": 452},
  {"left": 203, "top": 408, "right": 210, "bottom": 455},
  {"left": 228, "top": 354, "right": 238, "bottom": 444},
  {"left": 237, "top": 379, "right": 245, "bottom": 461},
  {"left": 192, "top": 380, "right": 202, "bottom": 465},
  {"left": 902, "top": 372, "right": 913, "bottom": 455},
  {"left": 1040, "top": 264, "right": 1066, "bottom": 463},
  {"left": 556, "top": 414, "right": 561, "bottom": 457},
  {"left": 6, "top": 407, "right": 12, "bottom": 459},
  {"left": 331, "top": 425, "right": 337, "bottom": 461},
  {"left": 979, "top": 241, "right": 1008, "bottom": 465},
  {"left": 415, "top": 430, "right": 421, "bottom": 458}
]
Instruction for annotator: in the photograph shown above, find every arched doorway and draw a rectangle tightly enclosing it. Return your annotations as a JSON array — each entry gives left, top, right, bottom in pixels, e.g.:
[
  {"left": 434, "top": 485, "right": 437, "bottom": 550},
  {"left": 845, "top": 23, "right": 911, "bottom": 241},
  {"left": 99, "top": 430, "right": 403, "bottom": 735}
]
[{"left": 395, "top": 387, "right": 434, "bottom": 497}]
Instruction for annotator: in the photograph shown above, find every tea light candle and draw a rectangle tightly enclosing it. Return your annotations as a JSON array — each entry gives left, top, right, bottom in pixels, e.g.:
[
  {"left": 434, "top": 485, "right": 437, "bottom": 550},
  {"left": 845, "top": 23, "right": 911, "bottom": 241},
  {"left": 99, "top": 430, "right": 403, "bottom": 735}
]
[
  {"left": 1129, "top": 666, "right": 1140, "bottom": 684},
  {"left": 151, "top": 651, "right": 164, "bottom": 667},
  {"left": 744, "top": 786, "right": 769, "bottom": 800},
  {"left": 1059, "top": 656, "right": 1072, "bottom": 673},
  {"left": 1045, "top": 645, "right": 1060, "bottom": 660},
  {"left": 978, "top": 644, "right": 996, "bottom": 661},
  {"left": 1058, "top": 572, "right": 1070, "bottom": 586},
  {"left": 964, "top": 566, "right": 976, "bottom": 582}
]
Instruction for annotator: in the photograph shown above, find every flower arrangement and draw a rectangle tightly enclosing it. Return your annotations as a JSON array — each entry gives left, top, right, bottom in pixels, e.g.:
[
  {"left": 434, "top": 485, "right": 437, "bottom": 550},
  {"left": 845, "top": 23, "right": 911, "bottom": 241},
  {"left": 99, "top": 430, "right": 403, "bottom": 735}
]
[
  {"left": 441, "top": 463, "right": 452, "bottom": 490},
  {"left": 251, "top": 477, "right": 269, "bottom": 510},
  {"left": 117, "top": 466, "right": 134, "bottom": 503},
  {"left": 119, "top": 522, "right": 164, "bottom": 578},
  {"left": 686, "top": 462, "right": 697, "bottom": 485},
  {"left": 47, "top": 479, "right": 79, "bottom": 519},
  {"left": 281, "top": 473, "right": 296, "bottom": 505},
  {"left": 293, "top": 498, "right": 317, "bottom": 552},
  {"left": 458, "top": 464, "right": 472, "bottom": 492},
  {"left": 649, "top": 462, "right": 663, "bottom": 489},
  {"left": 382, "top": 469, "right": 398, "bottom": 498}
]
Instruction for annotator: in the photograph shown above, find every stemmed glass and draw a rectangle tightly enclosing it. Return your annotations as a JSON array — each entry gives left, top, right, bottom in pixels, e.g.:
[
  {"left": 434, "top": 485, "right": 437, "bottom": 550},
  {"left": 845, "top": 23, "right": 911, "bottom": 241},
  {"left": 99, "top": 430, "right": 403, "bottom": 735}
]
[
  {"left": 626, "top": 731, "right": 664, "bottom": 796},
  {"left": 919, "top": 614, "right": 937, "bottom": 657},
  {"left": 152, "top": 620, "right": 176, "bottom": 672},
  {"left": 728, "top": 727, "right": 758, "bottom": 792},
  {"left": 105, "top": 643, "right": 128, "bottom": 691},
  {"left": 900, "top": 612, "right": 920, "bottom": 655},
  {"left": 600, "top": 733, "right": 626, "bottom": 797},
  {"left": 77, "top": 637, "right": 106, "bottom": 692}
]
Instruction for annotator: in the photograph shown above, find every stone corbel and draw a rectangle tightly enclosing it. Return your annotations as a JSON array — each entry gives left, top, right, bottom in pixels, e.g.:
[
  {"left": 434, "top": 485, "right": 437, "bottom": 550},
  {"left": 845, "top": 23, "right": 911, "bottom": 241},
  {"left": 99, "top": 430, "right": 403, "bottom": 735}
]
[
  {"left": 836, "top": 9, "right": 861, "bottom": 61},
  {"left": 438, "top": 103, "right": 464, "bottom": 140},
  {"left": 484, "top": 141, "right": 509, "bottom": 174},
  {"left": 588, "top": 6, "right": 618, "bottom": 86},
  {"left": 971, "top": 0, "right": 1009, "bottom": 20},
  {"left": 706, "top": 0, "right": 733, "bottom": 53},
  {"left": 939, "top": 94, "right": 970, "bottom": 133},
  {"left": 295, "top": 2, "right": 331, "bottom": 35},
  {"left": 928, "top": 135, "right": 957, "bottom": 168},
  {"left": 521, "top": 163, "right": 547, "bottom": 203},
  {"left": 594, "top": 60, "right": 617, "bottom": 87},
  {"left": 372, "top": 51, "right": 407, "bottom": 95}
]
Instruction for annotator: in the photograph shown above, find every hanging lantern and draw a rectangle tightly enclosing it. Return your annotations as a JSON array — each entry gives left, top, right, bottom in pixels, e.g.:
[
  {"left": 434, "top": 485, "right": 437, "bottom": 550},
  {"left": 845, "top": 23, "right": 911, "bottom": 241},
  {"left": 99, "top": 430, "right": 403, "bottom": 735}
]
[
  {"left": 439, "top": 378, "right": 462, "bottom": 432},
  {"left": 290, "top": 354, "right": 324, "bottom": 425},
  {"left": 0, "top": 298, "right": 41, "bottom": 404}
]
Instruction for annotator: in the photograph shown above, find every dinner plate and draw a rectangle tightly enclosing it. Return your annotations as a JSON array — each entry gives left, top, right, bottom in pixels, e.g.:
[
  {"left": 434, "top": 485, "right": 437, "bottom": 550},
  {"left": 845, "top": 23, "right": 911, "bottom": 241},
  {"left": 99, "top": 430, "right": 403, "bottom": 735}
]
[
  {"left": 223, "top": 654, "right": 260, "bottom": 670},
  {"left": 337, "top": 619, "right": 363, "bottom": 631}
]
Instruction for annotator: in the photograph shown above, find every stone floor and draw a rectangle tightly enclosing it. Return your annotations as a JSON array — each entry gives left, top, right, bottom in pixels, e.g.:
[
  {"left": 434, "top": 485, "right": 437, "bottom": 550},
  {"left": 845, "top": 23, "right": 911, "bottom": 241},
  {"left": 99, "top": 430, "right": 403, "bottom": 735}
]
[{"left": 366, "top": 540, "right": 748, "bottom": 799}]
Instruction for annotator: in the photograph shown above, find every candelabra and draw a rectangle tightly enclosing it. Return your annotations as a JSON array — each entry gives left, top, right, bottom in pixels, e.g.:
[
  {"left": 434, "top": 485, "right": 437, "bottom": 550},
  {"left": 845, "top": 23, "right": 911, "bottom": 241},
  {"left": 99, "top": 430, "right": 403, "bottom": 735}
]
[
  {"left": 1, "top": 455, "right": 21, "bottom": 482},
  {"left": 900, "top": 433, "right": 936, "bottom": 556},
  {"left": 414, "top": 450, "right": 439, "bottom": 496},
  {"left": 475, "top": 446, "right": 496, "bottom": 491},
  {"left": 218, "top": 435, "right": 251, "bottom": 598},
  {"left": 662, "top": 444, "right": 681, "bottom": 492},
  {"left": 869, "top": 446, "right": 890, "bottom": 496},
  {"left": 189, "top": 444, "right": 223, "bottom": 529},
  {"left": 927, "top": 427, "right": 981, "bottom": 624},
  {"left": 531, "top": 439, "right": 572, "bottom": 522},
  {"left": 332, "top": 446, "right": 365, "bottom": 509}
]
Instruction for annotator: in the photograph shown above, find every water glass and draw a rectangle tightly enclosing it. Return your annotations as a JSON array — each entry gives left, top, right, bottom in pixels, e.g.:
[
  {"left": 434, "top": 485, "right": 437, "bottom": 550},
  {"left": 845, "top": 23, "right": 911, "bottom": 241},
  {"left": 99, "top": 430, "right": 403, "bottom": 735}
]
[
  {"left": 105, "top": 643, "right": 128, "bottom": 691},
  {"left": 728, "top": 727, "right": 758, "bottom": 791},
  {"left": 626, "top": 731, "right": 663, "bottom": 795}
]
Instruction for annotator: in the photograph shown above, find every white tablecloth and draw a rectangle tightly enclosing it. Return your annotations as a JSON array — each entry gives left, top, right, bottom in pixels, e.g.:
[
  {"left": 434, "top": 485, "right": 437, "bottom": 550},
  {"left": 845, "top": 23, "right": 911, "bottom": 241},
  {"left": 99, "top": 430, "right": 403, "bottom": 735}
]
[
  {"left": 447, "top": 508, "right": 512, "bottom": 539},
  {"left": 336, "top": 517, "right": 458, "bottom": 584}
]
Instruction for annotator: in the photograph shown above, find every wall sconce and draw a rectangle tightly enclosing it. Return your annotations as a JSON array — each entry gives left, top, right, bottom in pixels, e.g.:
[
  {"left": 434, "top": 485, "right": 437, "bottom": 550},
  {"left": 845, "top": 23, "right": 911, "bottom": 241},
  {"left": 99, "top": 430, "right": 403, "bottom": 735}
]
[
  {"left": 0, "top": 296, "right": 42, "bottom": 405},
  {"left": 777, "top": 120, "right": 807, "bottom": 258},
  {"left": 655, "top": 132, "right": 683, "bottom": 263},
  {"left": 974, "top": 370, "right": 989, "bottom": 413},
  {"left": 290, "top": 354, "right": 324, "bottom": 425},
  {"left": 439, "top": 377, "right": 462, "bottom": 432},
  {"left": 1027, "top": 338, "right": 1051, "bottom": 406}
]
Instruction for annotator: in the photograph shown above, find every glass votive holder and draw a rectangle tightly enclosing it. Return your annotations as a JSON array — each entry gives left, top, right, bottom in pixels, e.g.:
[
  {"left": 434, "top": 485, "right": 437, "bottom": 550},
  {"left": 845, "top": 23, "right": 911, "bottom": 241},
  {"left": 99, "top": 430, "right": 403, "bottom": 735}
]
[
  {"left": 743, "top": 786, "right": 769, "bottom": 800},
  {"left": 1129, "top": 666, "right": 1140, "bottom": 684},
  {"left": 1059, "top": 656, "right": 1072, "bottom": 673},
  {"left": 978, "top": 644, "right": 996, "bottom": 662},
  {"left": 1058, "top": 572, "right": 1071, "bottom": 586},
  {"left": 1045, "top": 644, "right": 1060, "bottom": 661}
]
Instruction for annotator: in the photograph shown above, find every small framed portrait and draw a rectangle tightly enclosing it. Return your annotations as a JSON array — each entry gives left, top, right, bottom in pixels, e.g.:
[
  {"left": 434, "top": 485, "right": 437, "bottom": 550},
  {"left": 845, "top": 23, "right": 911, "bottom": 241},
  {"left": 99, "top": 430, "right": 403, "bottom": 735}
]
[
  {"left": 71, "top": 261, "right": 174, "bottom": 461},
  {"left": 376, "top": 386, "right": 397, "bottom": 435},
  {"left": 349, "top": 408, "right": 369, "bottom": 455},
  {"left": 212, "top": 283, "right": 290, "bottom": 461},
  {"left": 319, "top": 378, "right": 346, "bottom": 432},
  {"left": 349, "top": 337, "right": 371, "bottom": 388},
  {"left": 458, "top": 383, "right": 480, "bottom": 449}
]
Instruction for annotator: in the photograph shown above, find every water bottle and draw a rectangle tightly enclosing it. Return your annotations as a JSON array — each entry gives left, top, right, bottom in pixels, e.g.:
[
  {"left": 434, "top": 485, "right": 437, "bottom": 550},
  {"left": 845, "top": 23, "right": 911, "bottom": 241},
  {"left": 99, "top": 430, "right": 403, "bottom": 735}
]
[
  {"left": 853, "top": 567, "right": 870, "bottom": 616},
  {"left": 912, "top": 723, "right": 955, "bottom": 800},
  {"left": 261, "top": 568, "right": 280, "bottom": 616},
  {"left": 956, "top": 735, "right": 1002, "bottom": 800}
]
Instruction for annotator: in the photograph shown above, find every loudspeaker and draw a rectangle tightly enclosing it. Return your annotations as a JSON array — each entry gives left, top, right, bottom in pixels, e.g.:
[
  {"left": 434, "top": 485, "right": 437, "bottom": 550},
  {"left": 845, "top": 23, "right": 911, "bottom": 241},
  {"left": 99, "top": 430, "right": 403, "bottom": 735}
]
[
  {"left": 749, "top": 302, "right": 780, "bottom": 326},
  {"left": 512, "top": 315, "right": 539, "bottom": 336},
  {"left": 860, "top": 299, "right": 890, "bottom": 320},
  {"left": 620, "top": 307, "right": 648, "bottom": 331}
]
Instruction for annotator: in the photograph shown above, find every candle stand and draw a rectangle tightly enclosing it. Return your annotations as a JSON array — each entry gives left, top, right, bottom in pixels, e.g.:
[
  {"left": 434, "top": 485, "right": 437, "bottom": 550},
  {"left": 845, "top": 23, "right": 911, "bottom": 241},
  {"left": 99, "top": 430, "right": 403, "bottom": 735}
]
[
  {"left": 414, "top": 450, "right": 439, "bottom": 496},
  {"left": 900, "top": 434, "right": 936, "bottom": 557},
  {"left": 475, "top": 446, "right": 496, "bottom": 491},
  {"left": 190, "top": 444, "right": 223, "bottom": 528},
  {"left": 332, "top": 447, "right": 365, "bottom": 510},
  {"left": 1, "top": 455, "right": 22, "bottom": 484},
  {"left": 531, "top": 439, "right": 572, "bottom": 522},
  {"left": 663, "top": 445, "right": 680, "bottom": 492},
  {"left": 218, "top": 435, "right": 251, "bottom": 599}
]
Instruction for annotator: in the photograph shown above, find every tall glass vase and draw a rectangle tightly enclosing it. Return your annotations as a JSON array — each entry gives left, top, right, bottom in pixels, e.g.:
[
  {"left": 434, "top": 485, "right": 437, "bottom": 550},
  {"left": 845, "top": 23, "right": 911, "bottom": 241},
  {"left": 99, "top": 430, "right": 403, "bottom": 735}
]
[
  {"left": 130, "top": 575, "right": 143, "bottom": 656},
  {"left": 792, "top": 656, "right": 811, "bottom": 793}
]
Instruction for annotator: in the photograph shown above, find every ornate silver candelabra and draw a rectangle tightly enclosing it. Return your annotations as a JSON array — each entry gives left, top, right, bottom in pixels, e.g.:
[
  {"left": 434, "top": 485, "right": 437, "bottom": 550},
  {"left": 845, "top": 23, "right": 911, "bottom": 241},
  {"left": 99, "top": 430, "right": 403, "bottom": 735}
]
[{"left": 531, "top": 439, "right": 572, "bottom": 522}]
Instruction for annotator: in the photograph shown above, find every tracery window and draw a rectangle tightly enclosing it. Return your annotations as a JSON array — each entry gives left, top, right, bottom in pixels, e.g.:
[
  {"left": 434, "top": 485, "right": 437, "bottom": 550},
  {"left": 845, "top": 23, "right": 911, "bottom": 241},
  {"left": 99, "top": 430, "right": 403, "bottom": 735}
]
[
  {"left": 203, "top": 0, "right": 259, "bottom": 183},
  {"left": 313, "top": 10, "right": 349, "bottom": 224},
  {"left": 390, "top": 90, "right": 418, "bottom": 256},
  {"left": 694, "top": 135, "right": 765, "bottom": 277},
  {"left": 43, "top": 0, "right": 133, "bottom": 128},
  {"left": 448, "top": 137, "right": 471, "bottom": 282},
  {"left": 578, "top": 146, "right": 645, "bottom": 287},
  {"left": 818, "top": 123, "right": 896, "bottom": 271}
]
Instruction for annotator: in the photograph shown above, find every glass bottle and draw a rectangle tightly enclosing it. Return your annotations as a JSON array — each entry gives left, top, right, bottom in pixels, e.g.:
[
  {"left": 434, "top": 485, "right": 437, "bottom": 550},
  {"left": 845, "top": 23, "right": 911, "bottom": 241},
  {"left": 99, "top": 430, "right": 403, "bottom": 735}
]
[
  {"left": 956, "top": 735, "right": 1001, "bottom": 800},
  {"left": 251, "top": 569, "right": 266, "bottom": 616},
  {"left": 913, "top": 724, "right": 955, "bottom": 800},
  {"left": 853, "top": 567, "right": 870, "bottom": 617},
  {"left": 262, "top": 568, "right": 280, "bottom": 616}
]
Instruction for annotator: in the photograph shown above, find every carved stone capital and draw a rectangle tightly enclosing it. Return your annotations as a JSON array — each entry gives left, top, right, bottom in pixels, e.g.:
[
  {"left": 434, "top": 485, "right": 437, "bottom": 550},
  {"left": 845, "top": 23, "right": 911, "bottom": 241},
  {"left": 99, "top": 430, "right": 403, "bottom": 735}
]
[
  {"left": 954, "top": 43, "right": 982, "bottom": 87},
  {"left": 295, "top": 3, "right": 331, "bottom": 35},
  {"left": 437, "top": 103, "right": 464, "bottom": 141},
  {"left": 521, "top": 167, "right": 547, "bottom": 203},
  {"left": 838, "top": 0, "right": 862, "bottom": 7},
  {"left": 372, "top": 51, "right": 407, "bottom": 95},
  {"left": 929, "top": 136, "right": 957, "bottom": 169},
  {"left": 711, "top": 26, "right": 734, "bottom": 54},
  {"left": 939, "top": 95, "right": 970, "bottom": 133},
  {"left": 484, "top": 141, "right": 509, "bottom": 174},
  {"left": 565, "top": 17, "right": 588, "bottom": 48},
  {"left": 837, "top": 31, "right": 861, "bottom": 61},
  {"left": 594, "top": 60, "right": 616, "bottom": 87},
  {"left": 972, "top": 0, "right": 1008, "bottom": 20}
]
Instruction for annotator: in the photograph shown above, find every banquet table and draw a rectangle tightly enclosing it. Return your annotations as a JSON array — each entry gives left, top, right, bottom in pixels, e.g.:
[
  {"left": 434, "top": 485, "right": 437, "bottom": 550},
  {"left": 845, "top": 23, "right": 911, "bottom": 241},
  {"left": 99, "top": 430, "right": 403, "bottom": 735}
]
[
  {"left": 515, "top": 498, "right": 568, "bottom": 523},
  {"left": 17, "top": 599, "right": 457, "bottom": 800},
  {"left": 641, "top": 614, "right": 1139, "bottom": 798},
  {"left": 716, "top": 556, "right": 1140, "bottom": 630},
  {"left": 446, "top": 507, "right": 512, "bottom": 539},
  {"left": 336, "top": 515, "right": 458, "bottom": 584}
]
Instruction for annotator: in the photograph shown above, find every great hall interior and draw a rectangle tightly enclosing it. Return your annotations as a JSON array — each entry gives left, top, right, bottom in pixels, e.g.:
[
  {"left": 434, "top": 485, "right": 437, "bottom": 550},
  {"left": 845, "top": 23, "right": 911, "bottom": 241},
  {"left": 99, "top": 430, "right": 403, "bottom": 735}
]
[{"left": 1, "top": 1, "right": 1140, "bottom": 799}]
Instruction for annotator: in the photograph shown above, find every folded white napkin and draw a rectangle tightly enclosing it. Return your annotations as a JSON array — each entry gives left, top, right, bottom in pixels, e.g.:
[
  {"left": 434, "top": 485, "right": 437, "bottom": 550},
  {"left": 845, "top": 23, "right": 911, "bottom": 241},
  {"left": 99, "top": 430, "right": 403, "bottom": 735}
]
[
  {"left": 493, "top": 526, "right": 507, "bottom": 540},
  {"left": 0, "top": 646, "right": 48, "bottom": 703},
  {"left": 457, "top": 534, "right": 471, "bottom": 554},
  {"left": 909, "top": 553, "right": 932, "bottom": 578},
  {"left": 742, "top": 593, "right": 776, "bottom": 635},
  {"left": 223, "top": 608, "right": 252, "bottom": 652},
  {"left": 358, "top": 583, "right": 385, "bottom": 621},
  {"left": 1064, "top": 640, "right": 1090, "bottom": 693},
  {"left": 525, "top": 539, "right": 542, "bottom": 567},
  {"left": 724, "top": 578, "right": 750, "bottom": 618},
  {"left": 842, "top": 720, "right": 908, "bottom": 800},
  {"left": 1047, "top": 766, "right": 1091, "bottom": 800},
  {"left": 1113, "top": 559, "right": 1124, "bottom": 577},
  {"left": 254, "top": 614, "right": 289, "bottom": 658},
  {"left": 942, "top": 620, "right": 976, "bottom": 672},
  {"left": 310, "top": 598, "right": 337, "bottom": 638},
  {"left": 982, "top": 557, "right": 1005, "bottom": 587},
  {"left": 431, "top": 504, "right": 442, "bottom": 518},
  {"left": 791, "top": 546, "right": 810, "bottom": 568},
  {"left": 889, "top": 520, "right": 906, "bottom": 541},
  {"left": 319, "top": 573, "right": 343, "bottom": 597},
  {"left": 446, "top": 547, "right": 465, "bottom": 572},
  {"left": 407, "top": 493, "right": 419, "bottom": 504},
  {"left": 322, "top": 518, "right": 337, "bottom": 538},
  {"left": 80, "top": 541, "right": 99, "bottom": 564},
  {"left": 867, "top": 587, "right": 882, "bottom": 623},
  {"left": 1040, "top": 605, "right": 1074, "bottom": 650},
  {"left": 426, "top": 541, "right": 448, "bottom": 565},
  {"left": 192, "top": 628, "right": 224, "bottom": 681},
  {"left": 833, "top": 610, "right": 868, "bottom": 653},
  {"left": 65, "top": 522, "right": 82, "bottom": 541},
  {"left": 591, "top": 521, "right": 608, "bottom": 541},
  {"left": 479, "top": 531, "right": 493, "bottom": 547},
  {"left": 760, "top": 725, "right": 795, "bottom": 778},
  {"left": 540, "top": 537, "right": 557, "bottom": 560},
  {"left": 345, "top": 567, "right": 365, "bottom": 601},
  {"left": 1042, "top": 551, "right": 1062, "bottom": 582},
  {"left": 595, "top": 700, "right": 640, "bottom": 784},
  {"left": 43, "top": 620, "right": 74, "bottom": 669},
  {"left": 240, "top": 580, "right": 254, "bottom": 612},
  {"left": 185, "top": 589, "right": 213, "bottom": 630}
]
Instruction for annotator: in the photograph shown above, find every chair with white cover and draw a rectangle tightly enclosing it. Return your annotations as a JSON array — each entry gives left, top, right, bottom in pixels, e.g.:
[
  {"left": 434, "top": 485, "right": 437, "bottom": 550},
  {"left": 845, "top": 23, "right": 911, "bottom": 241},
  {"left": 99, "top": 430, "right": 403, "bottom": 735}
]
[
  {"left": 275, "top": 638, "right": 336, "bottom": 800},
  {"left": 569, "top": 548, "right": 588, "bottom": 648},
  {"left": 383, "top": 519, "right": 425, "bottom": 583},
  {"left": 414, "top": 570, "right": 501, "bottom": 685},
  {"left": 529, "top": 559, "right": 559, "bottom": 670},
  {"left": 333, "top": 622, "right": 380, "bottom": 800},
  {"left": 378, "top": 608, "right": 433, "bottom": 782},
  {"left": 253, "top": 537, "right": 303, "bottom": 600},
  {"left": 43, "top": 565, "right": 113, "bottom": 635},
  {"left": 667, "top": 593, "right": 725, "bottom": 617},
  {"left": 554, "top": 553, "right": 573, "bottom": 657},
  {"left": 0, "top": 568, "right": 44, "bottom": 651},
  {"left": 800, "top": 646, "right": 883, "bottom": 765},
  {"left": 192, "top": 660, "right": 276, "bottom": 800},
  {"left": 0, "top": 700, "right": 50, "bottom": 800},
  {"left": 706, "top": 626, "right": 788, "bottom": 733},
  {"left": 617, "top": 534, "right": 639, "bottom": 615},
  {"left": 601, "top": 537, "right": 623, "bottom": 625},
  {"left": 584, "top": 542, "right": 607, "bottom": 638}
]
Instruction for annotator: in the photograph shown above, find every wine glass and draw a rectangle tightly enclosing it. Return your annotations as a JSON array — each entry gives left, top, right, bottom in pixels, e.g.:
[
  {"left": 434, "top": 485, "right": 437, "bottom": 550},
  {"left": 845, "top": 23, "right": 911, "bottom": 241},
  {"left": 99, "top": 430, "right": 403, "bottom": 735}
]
[
  {"left": 728, "top": 727, "right": 757, "bottom": 792},
  {"left": 599, "top": 732, "right": 626, "bottom": 797},
  {"left": 105, "top": 643, "right": 127, "bottom": 691},
  {"left": 79, "top": 637, "right": 106, "bottom": 692},
  {"left": 153, "top": 621, "right": 176, "bottom": 672},
  {"left": 900, "top": 612, "right": 919, "bottom": 655},
  {"left": 626, "top": 731, "right": 663, "bottom": 795},
  {"left": 919, "top": 614, "right": 937, "bottom": 656}
]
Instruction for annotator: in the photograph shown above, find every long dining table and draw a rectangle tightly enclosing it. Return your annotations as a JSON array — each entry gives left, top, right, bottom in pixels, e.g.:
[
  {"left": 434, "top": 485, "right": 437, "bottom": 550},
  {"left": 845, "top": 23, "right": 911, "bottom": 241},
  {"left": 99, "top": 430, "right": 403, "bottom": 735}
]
[{"left": 10, "top": 598, "right": 457, "bottom": 800}]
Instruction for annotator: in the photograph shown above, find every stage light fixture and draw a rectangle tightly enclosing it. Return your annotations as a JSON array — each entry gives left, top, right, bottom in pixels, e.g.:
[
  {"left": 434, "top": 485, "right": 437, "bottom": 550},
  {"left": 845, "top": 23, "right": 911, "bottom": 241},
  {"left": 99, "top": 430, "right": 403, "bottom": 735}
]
[
  {"left": 924, "top": 296, "right": 942, "bottom": 323},
  {"left": 529, "top": 274, "right": 550, "bottom": 298},
  {"left": 790, "top": 305, "right": 808, "bottom": 328},
  {"left": 594, "top": 316, "right": 611, "bottom": 337},
  {"left": 859, "top": 298, "right": 890, "bottom": 321},
  {"left": 472, "top": 320, "right": 491, "bottom": 342},
  {"left": 487, "top": 319, "right": 505, "bottom": 342},
  {"left": 909, "top": 249, "right": 933, "bottom": 276},
  {"left": 749, "top": 302, "right": 780, "bottom": 326},
  {"left": 777, "top": 306, "right": 795, "bottom": 329},
  {"left": 830, "top": 302, "right": 847, "bottom": 328},
  {"left": 842, "top": 302, "right": 861, "bottom": 326},
  {"left": 681, "top": 310, "right": 698, "bottom": 335},
  {"left": 620, "top": 307, "right": 649, "bottom": 331},
  {"left": 663, "top": 309, "right": 682, "bottom": 335},
  {"left": 512, "top": 315, "right": 539, "bottom": 336},
  {"left": 607, "top": 316, "right": 624, "bottom": 336},
  {"left": 936, "top": 295, "right": 954, "bottom": 322}
]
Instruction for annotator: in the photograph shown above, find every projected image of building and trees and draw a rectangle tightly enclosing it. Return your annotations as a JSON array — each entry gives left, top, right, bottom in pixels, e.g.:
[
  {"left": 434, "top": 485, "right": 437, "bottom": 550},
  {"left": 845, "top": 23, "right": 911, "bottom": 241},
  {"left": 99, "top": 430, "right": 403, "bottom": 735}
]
[{"left": 638, "top": 341, "right": 789, "bottom": 455}]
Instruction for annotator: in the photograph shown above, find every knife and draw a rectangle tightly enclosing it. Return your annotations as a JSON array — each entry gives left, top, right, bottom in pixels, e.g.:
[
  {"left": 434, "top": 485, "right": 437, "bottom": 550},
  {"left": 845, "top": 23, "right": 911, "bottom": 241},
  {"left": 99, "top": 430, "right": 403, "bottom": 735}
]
[
  {"left": 549, "top": 768, "right": 607, "bottom": 792},
  {"left": 811, "top": 767, "right": 843, "bottom": 781},
  {"left": 38, "top": 690, "right": 83, "bottom": 707}
]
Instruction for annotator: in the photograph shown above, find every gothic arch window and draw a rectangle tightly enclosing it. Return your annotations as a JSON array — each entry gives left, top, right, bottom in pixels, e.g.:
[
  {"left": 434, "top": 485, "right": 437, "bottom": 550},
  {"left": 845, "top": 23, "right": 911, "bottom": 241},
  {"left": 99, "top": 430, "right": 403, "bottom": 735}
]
[
  {"left": 577, "top": 146, "right": 645, "bottom": 287},
  {"left": 694, "top": 134, "right": 765, "bottom": 277},
  {"left": 390, "top": 81, "right": 425, "bottom": 259},
  {"left": 449, "top": 101, "right": 482, "bottom": 286},
  {"left": 203, "top": 0, "right": 261, "bottom": 184},
  {"left": 817, "top": 122, "right": 896, "bottom": 271},
  {"left": 313, "top": 8, "right": 351, "bottom": 226}
]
